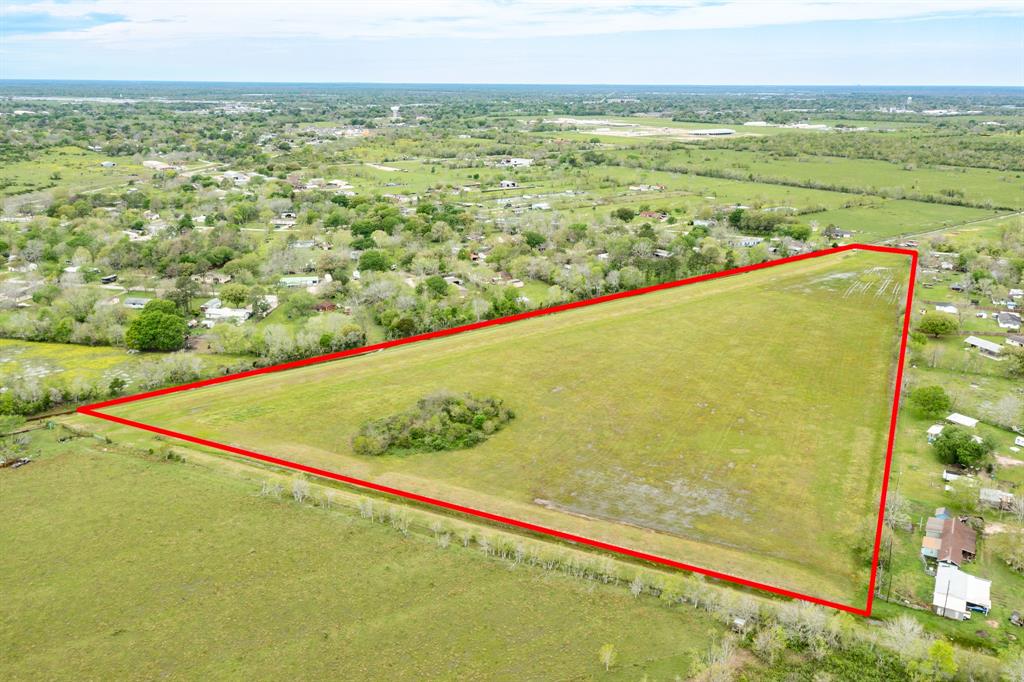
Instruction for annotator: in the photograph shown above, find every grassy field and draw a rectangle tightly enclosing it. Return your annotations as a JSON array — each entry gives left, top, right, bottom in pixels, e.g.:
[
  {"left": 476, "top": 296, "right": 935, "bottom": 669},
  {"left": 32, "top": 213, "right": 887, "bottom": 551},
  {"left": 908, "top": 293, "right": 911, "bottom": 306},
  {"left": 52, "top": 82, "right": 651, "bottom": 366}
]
[
  {"left": 0, "top": 429, "right": 722, "bottom": 680},
  {"left": 96, "top": 249, "right": 911, "bottom": 607},
  {"left": 642, "top": 148, "right": 1023, "bottom": 210},
  {"left": 798, "top": 200, "right": 1001, "bottom": 241},
  {"left": 0, "top": 339, "right": 252, "bottom": 393},
  {"left": 0, "top": 146, "right": 145, "bottom": 198}
]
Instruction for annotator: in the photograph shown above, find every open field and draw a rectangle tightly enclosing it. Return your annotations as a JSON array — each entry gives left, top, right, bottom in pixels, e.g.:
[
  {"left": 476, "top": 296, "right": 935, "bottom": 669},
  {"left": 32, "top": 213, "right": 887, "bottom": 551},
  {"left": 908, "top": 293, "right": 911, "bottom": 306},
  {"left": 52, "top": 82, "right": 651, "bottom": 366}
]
[
  {"left": 638, "top": 148, "right": 1023, "bottom": 209},
  {"left": 0, "top": 146, "right": 145, "bottom": 198},
  {"left": 95, "top": 249, "right": 911, "bottom": 607},
  {"left": 0, "top": 339, "right": 251, "bottom": 393},
  {"left": 797, "top": 200, "right": 1002, "bottom": 241},
  {"left": 0, "top": 429, "right": 722, "bottom": 680}
]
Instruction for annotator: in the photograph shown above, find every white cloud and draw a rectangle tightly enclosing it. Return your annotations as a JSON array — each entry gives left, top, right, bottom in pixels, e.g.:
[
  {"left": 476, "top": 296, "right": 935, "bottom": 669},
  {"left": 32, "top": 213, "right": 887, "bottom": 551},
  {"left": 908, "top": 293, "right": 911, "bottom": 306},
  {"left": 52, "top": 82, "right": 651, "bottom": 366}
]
[{"left": 5, "top": 0, "right": 1022, "bottom": 45}]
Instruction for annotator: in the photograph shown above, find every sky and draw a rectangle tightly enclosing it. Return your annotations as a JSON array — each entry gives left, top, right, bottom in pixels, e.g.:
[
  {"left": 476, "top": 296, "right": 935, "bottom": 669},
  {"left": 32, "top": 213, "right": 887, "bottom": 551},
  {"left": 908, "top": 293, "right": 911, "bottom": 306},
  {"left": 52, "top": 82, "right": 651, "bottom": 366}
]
[{"left": 1, "top": 1, "right": 1022, "bottom": 85}]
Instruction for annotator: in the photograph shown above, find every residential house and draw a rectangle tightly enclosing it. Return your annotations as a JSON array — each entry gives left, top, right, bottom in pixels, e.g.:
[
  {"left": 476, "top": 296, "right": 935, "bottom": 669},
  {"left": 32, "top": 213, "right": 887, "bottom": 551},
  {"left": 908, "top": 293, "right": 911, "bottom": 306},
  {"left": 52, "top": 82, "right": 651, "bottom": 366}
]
[
  {"left": 499, "top": 180, "right": 518, "bottom": 189},
  {"left": 935, "top": 303, "right": 958, "bottom": 314},
  {"left": 823, "top": 226, "right": 853, "bottom": 240},
  {"left": 653, "top": 249, "right": 673, "bottom": 259},
  {"left": 202, "top": 306, "right": 250, "bottom": 327},
  {"left": 997, "top": 312, "right": 1022, "bottom": 331},
  {"left": 123, "top": 297, "right": 152, "bottom": 310},
  {"left": 933, "top": 564, "right": 991, "bottom": 620},
  {"left": 1006, "top": 335, "right": 1024, "bottom": 348},
  {"left": 920, "top": 510, "right": 977, "bottom": 566}
]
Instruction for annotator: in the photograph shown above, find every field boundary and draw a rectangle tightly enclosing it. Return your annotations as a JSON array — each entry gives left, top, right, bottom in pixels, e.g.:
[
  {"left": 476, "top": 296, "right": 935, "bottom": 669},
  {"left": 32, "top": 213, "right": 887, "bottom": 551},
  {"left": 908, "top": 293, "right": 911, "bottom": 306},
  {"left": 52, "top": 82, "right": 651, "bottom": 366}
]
[{"left": 79, "top": 243, "right": 918, "bottom": 616}]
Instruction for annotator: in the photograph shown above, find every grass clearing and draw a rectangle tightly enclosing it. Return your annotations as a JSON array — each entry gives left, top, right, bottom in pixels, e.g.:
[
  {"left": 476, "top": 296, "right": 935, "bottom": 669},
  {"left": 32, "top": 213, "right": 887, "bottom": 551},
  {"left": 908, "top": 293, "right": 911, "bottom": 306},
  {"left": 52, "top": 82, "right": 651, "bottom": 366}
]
[
  {"left": 97, "top": 249, "right": 911, "bottom": 607},
  {"left": 0, "top": 146, "right": 145, "bottom": 197},
  {"left": 0, "top": 429, "right": 720, "bottom": 680}
]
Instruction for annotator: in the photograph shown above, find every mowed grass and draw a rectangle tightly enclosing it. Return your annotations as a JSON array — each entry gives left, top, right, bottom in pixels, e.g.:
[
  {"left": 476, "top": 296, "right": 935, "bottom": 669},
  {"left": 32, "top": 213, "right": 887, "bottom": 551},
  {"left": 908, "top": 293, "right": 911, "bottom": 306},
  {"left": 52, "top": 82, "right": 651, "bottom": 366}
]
[
  {"left": 0, "top": 432, "right": 719, "bottom": 680},
  {"left": 101, "top": 250, "right": 910, "bottom": 606}
]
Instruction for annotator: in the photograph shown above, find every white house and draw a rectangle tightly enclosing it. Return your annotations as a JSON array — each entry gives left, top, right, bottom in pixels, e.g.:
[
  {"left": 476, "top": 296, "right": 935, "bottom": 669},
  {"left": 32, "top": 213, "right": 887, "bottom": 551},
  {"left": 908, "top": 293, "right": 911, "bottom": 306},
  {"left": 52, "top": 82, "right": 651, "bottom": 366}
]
[
  {"left": 1006, "top": 335, "right": 1024, "bottom": 348},
  {"left": 933, "top": 564, "right": 991, "bottom": 620},
  {"left": 202, "top": 306, "right": 250, "bottom": 327},
  {"left": 964, "top": 335, "right": 1003, "bottom": 359},
  {"left": 123, "top": 297, "right": 152, "bottom": 310},
  {"left": 499, "top": 179, "right": 518, "bottom": 189},
  {"left": 935, "top": 303, "right": 958, "bottom": 314},
  {"left": 946, "top": 413, "right": 979, "bottom": 428}
]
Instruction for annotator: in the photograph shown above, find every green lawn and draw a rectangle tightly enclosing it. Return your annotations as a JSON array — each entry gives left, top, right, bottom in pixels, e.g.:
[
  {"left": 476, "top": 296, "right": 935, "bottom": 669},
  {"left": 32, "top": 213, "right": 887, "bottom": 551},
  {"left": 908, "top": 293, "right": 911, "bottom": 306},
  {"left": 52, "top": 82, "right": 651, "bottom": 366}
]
[
  {"left": 0, "top": 429, "right": 721, "bottom": 680},
  {"left": 97, "top": 249, "right": 911, "bottom": 607}
]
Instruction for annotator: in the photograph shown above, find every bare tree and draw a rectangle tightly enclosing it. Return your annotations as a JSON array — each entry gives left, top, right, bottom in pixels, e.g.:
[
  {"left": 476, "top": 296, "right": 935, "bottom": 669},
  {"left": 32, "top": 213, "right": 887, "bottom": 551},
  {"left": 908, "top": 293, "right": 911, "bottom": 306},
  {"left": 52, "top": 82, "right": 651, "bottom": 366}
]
[{"left": 291, "top": 477, "right": 310, "bottom": 503}]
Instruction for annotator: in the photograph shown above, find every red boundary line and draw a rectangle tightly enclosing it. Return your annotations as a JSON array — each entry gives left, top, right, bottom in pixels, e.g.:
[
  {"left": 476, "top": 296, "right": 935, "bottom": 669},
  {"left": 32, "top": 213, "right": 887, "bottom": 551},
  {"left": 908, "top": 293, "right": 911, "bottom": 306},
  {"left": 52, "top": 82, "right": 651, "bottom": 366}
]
[{"left": 78, "top": 243, "right": 917, "bottom": 616}]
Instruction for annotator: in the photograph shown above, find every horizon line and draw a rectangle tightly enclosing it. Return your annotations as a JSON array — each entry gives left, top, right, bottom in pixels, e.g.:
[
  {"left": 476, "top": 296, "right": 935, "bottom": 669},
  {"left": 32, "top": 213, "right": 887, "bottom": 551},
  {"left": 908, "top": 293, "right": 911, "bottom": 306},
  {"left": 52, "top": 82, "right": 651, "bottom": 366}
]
[{"left": 0, "top": 78, "right": 1021, "bottom": 89}]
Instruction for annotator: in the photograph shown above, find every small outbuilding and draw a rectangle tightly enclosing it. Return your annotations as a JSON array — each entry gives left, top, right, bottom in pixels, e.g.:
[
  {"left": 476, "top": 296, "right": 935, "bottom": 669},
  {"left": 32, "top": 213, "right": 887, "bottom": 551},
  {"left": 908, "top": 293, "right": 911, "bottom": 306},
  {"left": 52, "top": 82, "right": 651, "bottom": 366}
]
[
  {"left": 964, "top": 335, "right": 1003, "bottom": 359},
  {"left": 946, "top": 413, "right": 979, "bottom": 428},
  {"left": 933, "top": 564, "right": 991, "bottom": 620}
]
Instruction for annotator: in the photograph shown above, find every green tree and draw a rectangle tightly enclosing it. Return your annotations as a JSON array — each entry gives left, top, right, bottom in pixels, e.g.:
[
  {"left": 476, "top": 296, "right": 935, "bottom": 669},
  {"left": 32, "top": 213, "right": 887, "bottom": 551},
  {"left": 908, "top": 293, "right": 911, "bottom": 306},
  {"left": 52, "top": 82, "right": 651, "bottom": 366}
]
[
  {"left": 358, "top": 249, "right": 391, "bottom": 272},
  {"left": 909, "top": 639, "right": 957, "bottom": 681},
  {"left": 423, "top": 275, "right": 449, "bottom": 297},
  {"left": 933, "top": 426, "right": 994, "bottom": 469},
  {"left": 168, "top": 275, "right": 198, "bottom": 313},
  {"left": 909, "top": 386, "right": 952, "bottom": 419},
  {"left": 220, "top": 283, "right": 251, "bottom": 308},
  {"left": 125, "top": 305, "right": 187, "bottom": 352},
  {"left": 917, "top": 315, "right": 959, "bottom": 338},
  {"left": 230, "top": 201, "right": 259, "bottom": 225},
  {"left": 611, "top": 207, "right": 635, "bottom": 222},
  {"left": 1007, "top": 346, "right": 1024, "bottom": 379},
  {"left": 523, "top": 231, "right": 545, "bottom": 248},
  {"left": 281, "top": 292, "right": 317, "bottom": 320}
]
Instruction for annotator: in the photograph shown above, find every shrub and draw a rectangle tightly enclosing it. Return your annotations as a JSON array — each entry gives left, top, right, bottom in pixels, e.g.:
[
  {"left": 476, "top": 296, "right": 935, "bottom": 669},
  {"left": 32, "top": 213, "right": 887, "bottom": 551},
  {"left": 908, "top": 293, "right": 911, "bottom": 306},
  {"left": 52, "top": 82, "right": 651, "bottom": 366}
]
[{"left": 352, "top": 391, "right": 514, "bottom": 456}]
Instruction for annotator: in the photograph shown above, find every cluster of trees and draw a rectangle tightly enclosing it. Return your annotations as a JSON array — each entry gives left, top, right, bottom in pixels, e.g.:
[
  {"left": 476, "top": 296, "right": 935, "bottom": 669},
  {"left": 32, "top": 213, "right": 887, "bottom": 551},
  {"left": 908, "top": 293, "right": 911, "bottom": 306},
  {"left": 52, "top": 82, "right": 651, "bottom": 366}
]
[
  {"left": 932, "top": 426, "right": 995, "bottom": 469},
  {"left": 352, "top": 392, "right": 514, "bottom": 456}
]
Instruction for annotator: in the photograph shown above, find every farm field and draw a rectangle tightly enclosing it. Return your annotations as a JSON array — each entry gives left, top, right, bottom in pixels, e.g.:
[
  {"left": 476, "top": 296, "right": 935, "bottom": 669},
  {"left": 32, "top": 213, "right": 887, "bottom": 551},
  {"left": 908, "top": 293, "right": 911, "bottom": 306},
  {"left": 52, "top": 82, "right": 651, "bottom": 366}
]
[
  {"left": 639, "top": 148, "right": 1024, "bottom": 210},
  {"left": 0, "top": 429, "right": 721, "bottom": 680},
  {"left": 94, "top": 248, "right": 912, "bottom": 608}
]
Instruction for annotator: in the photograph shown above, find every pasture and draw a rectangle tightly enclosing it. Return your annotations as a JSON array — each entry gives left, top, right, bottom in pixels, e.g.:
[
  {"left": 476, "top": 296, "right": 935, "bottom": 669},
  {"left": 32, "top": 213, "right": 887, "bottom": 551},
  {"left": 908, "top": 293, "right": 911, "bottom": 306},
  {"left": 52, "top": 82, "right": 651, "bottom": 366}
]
[
  {"left": 97, "top": 249, "right": 911, "bottom": 607},
  {"left": 0, "top": 429, "right": 719, "bottom": 680},
  {"left": 0, "top": 146, "right": 145, "bottom": 198}
]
